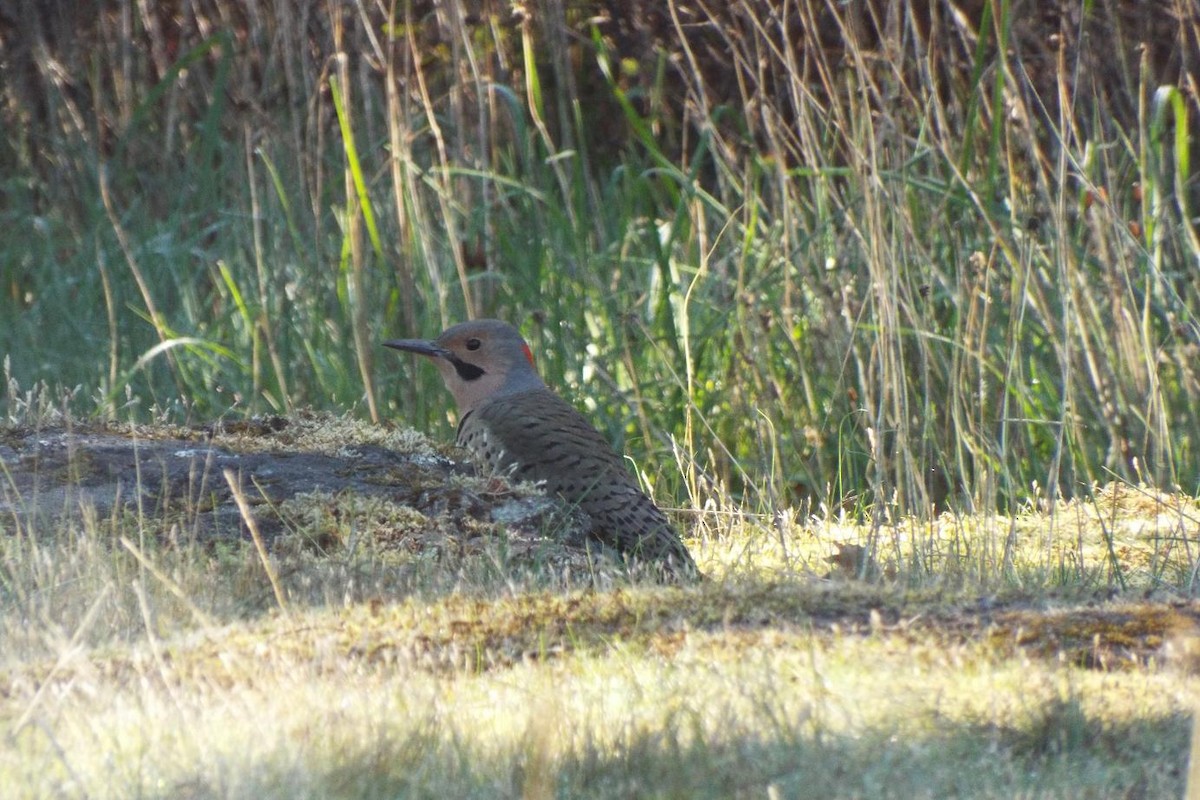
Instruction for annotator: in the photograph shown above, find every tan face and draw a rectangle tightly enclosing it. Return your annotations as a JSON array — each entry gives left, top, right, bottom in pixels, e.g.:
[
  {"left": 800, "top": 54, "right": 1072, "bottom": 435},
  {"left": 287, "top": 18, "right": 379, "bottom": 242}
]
[{"left": 384, "top": 319, "right": 543, "bottom": 413}]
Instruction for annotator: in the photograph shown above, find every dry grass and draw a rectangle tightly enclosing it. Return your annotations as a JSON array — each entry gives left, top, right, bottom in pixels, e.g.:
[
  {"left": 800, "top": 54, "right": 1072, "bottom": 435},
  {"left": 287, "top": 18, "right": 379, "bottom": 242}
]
[
  {"left": 1, "top": 581, "right": 1193, "bottom": 798},
  {"left": 2, "top": 412, "right": 1199, "bottom": 798}
]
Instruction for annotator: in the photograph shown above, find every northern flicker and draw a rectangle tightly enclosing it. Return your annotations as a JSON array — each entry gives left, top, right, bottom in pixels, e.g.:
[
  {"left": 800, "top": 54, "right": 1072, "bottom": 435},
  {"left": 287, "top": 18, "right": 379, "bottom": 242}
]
[{"left": 384, "top": 319, "right": 698, "bottom": 579}]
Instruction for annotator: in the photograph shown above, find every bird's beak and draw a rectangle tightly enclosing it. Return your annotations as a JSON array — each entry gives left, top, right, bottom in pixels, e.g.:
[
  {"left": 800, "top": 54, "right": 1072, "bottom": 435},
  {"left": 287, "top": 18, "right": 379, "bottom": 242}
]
[{"left": 382, "top": 338, "right": 451, "bottom": 360}]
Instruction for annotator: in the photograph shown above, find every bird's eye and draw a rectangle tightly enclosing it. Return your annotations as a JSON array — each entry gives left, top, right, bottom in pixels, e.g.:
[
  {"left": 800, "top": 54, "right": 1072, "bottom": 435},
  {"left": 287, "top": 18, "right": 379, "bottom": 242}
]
[{"left": 465, "top": 337, "right": 482, "bottom": 351}]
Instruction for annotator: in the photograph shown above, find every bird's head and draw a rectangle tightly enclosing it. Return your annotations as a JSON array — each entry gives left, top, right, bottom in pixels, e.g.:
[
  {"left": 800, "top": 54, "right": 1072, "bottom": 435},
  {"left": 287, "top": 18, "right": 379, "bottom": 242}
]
[{"left": 384, "top": 319, "right": 545, "bottom": 413}]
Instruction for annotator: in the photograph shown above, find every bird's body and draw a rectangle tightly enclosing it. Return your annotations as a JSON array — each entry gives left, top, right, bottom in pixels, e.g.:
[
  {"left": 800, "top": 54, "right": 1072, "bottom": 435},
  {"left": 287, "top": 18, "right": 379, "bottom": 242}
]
[{"left": 384, "top": 319, "right": 697, "bottom": 578}]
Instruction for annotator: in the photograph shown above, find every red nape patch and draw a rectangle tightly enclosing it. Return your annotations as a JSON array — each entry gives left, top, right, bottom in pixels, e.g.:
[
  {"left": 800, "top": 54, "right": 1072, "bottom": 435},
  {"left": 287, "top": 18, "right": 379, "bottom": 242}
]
[{"left": 521, "top": 342, "right": 536, "bottom": 367}]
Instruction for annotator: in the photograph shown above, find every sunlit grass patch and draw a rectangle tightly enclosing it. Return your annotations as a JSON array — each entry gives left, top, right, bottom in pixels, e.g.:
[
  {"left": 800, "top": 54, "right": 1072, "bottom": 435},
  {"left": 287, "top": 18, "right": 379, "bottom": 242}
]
[
  {"left": 693, "top": 484, "right": 1200, "bottom": 597},
  {"left": 2, "top": 601, "right": 1191, "bottom": 798},
  {"left": 2, "top": 460, "right": 1198, "bottom": 798}
]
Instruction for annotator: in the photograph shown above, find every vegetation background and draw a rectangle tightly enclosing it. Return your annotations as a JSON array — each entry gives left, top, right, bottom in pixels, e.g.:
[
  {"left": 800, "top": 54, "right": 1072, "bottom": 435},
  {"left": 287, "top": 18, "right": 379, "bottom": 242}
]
[{"left": 2, "top": 0, "right": 1198, "bottom": 518}]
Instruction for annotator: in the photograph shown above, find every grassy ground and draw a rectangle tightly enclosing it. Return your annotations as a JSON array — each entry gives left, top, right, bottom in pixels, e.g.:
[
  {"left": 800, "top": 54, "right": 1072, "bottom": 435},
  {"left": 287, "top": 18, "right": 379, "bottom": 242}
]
[
  {"left": 2, "top": 599, "right": 1194, "bottom": 798},
  {"left": 2, "top": 1, "right": 1200, "bottom": 797},
  {"left": 3, "top": 409, "right": 1200, "bottom": 798}
]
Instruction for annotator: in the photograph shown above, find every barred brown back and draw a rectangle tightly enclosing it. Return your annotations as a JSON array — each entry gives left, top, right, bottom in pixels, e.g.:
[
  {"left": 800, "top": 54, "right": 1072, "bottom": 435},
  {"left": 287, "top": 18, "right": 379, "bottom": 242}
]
[{"left": 458, "top": 388, "right": 697, "bottom": 576}]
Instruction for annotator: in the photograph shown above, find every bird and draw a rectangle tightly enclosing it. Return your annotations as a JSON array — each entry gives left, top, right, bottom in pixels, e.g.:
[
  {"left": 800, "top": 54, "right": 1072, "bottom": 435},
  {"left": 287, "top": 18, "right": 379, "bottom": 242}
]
[{"left": 383, "top": 319, "right": 698, "bottom": 579}]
